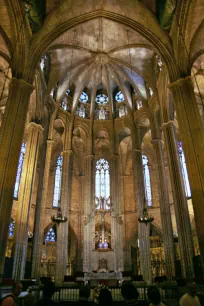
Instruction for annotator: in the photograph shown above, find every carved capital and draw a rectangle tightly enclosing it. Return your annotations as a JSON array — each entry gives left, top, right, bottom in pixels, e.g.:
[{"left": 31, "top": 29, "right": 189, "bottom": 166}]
[{"left": 116, "top": 215, "right": 123, "bottom": 225}]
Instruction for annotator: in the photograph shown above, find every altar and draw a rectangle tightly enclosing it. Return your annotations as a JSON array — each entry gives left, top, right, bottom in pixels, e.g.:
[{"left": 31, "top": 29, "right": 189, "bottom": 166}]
[{"left": 83, "top": 271, "right": 123, "bottom": 286}]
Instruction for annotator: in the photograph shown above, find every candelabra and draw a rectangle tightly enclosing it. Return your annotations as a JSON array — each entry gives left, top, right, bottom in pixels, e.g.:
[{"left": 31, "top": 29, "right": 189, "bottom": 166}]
[
  {"left": 51, "top": 207, "right": 67, "bottom": 226},
  {"left": 138, "top": 208, "right": 154, "bottom": 226}
]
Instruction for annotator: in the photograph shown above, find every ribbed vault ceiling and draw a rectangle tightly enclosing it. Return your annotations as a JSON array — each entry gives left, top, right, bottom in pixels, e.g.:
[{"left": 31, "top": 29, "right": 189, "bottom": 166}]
[{"left": 45, "top": 18, "right": 157, "bottom": 109}]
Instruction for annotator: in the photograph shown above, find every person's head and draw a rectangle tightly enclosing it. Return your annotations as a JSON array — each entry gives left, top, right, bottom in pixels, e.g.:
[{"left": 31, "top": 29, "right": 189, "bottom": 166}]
[
  {"left": 147, "top": 286, "right": 161, "bottom": 305},
  {"left": 121, "top": 282, "right": 139, "bottom": 301},
  {"left": 43, "top": 281, "right": 56, "bottom": 298},
  {"left": 79, "top": 285, "right": 90, "bottom": 300},
  {"left": 186, "top": 282, "right": 197, "bottom": 297},
  {"left": 12, "top": 281, "right": 22, "bottom": 297},
  {"left": 99, "top": 288, "right": 113, "bottom": 306}
]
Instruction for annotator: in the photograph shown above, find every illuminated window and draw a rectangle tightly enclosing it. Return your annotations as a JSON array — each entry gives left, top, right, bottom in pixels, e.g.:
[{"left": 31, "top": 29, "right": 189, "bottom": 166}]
[
  {"left": 142, "top": 155, "right": 152, "bottom": 206},
  {"left": 137, "top": 100, "right": 143, "bottom": 110},
  {"left": 119, "top": 104, "right": 127, "bottom": 118},
  {"left": 95, "top": 159, "right": 110, "bottom": 209},
  {"left": 14, "top": 143, "right": 26, "bottom": 198},
  {"left": 53, "top": 156, "right": 63, "bottom": 207},
  {"left": 66, "top": 89, "right": 70, "bottom": 95},
  {"left": 79, "top": 92, "right": 88, "bottom": 103},
  {"left": 45, "top": 228, "right": 56, "bottom": 242},
  {"left": 115, "top": 91, "right": 125, "bottom": 102},
  {"left": 178, "top": 142, "right": 191, "bottom": 198},
  {"left": 9, "top": 221, "right": 15, "bottom": 238},
  {"left": 96, "top": 94, "right": 108, "bottom": 105}
]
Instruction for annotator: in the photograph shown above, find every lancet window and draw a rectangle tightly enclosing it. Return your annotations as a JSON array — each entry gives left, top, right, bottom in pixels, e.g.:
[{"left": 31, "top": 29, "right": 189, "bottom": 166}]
[
  {"left": 142, "top": 155, "right": 152, "bottom": 206},
  {"left": 178, "top": 142, "right": 191, "bottom": 198},
  {"left": 13, "top": 143, "right": 26, "bottom": 198},
  {"left": 53, "top": 156, "right": 63, "bottom": 207},
  {"left": 45, "top": 228, "right": 56, "bottom": 242},
  {"left": 95, "top": 159, "right": 110, "bottom": 210}
]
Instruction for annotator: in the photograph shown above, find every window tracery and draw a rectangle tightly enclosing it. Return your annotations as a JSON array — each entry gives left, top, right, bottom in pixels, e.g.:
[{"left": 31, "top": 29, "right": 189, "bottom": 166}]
[
  {"left": 96, "top": 94, "right": 108, "bottom": 105},
  {"left": 142, "top": 155, "right": 152, "bottom": 206},
  {"left": 9, "top": 220, "right": 15, "bottom": 238},
  {"left": 79, "top": 92, "right": 88, "bottom": 103},
  {"left": 178, "top": 142, "right": 191, "bottom": 198},
  {"left": 95, "top": 159, "right": 110, "bottom": 209},
  {"left": 115, "top": 91, "right": 125, "bottom": 102},
  {"left": 53, "top": 156, "right": 63, "bottom": 207},
  {"left": 45, "top": 228, "right": 56, "bottom": 242},
  {"left": 14, "top": 143, "right": 26, "bottom": 198}
]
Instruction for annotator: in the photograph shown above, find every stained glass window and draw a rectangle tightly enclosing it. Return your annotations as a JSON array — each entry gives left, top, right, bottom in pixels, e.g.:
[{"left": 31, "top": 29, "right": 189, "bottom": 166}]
[
  {"left": 9, "top": 221, "right": 15, "bottom": 237},
  {"left": 79, "top": 92, "right": 88, "bottom": 103},
  {"left": 137, "top": 100, "right": 143, "bottom": 110},
  {"left": 178, "top": 142, "right": 191, "bottom": 198},
  {"left": 119, "top": 104, "right": 127, "bottom": 118},
  {"left": 142, "top": 155, "right": 152, "bottom": 206},
  {"left": 53, "top": 156, "right": 63, "bottom": 207},
  {"left": 45, "top": 228, "right": 56, "bottom": 242},
  {"left": 66, "top": 89, "right": 70, "bottom": 95},
  {"left": 96, "top": 94, "right": 108, "bottom": 105},
  {"left": 14, "top": 143, "right": 26, "bottom": 198},
  {"left": 115, "top": 91, "right": 125, "bottom": 102},
  {"left": 78, "top": 104, "right": 85, "bottom": 118},
  {"left": 95, "top": 159, "right": 110, "bottom": 209}
]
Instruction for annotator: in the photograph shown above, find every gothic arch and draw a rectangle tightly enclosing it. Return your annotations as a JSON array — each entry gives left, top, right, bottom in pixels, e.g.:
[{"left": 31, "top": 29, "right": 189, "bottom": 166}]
[{"left": 27, "top": 7, "right": 179, "bottom": 84}]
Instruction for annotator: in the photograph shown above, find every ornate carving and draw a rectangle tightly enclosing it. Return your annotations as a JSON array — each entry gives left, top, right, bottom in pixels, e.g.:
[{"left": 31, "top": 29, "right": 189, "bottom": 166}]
[{"left": 116, "top": 215, "right": 123, "bottom": 225}]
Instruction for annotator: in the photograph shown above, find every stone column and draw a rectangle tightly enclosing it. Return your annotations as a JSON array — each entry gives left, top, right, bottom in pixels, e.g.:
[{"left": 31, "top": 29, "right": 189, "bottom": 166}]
[
  {"left": 111, "top": 154, "right": 124, "bottom": 272},
  {"left": 132, "top": 147, "right": 152, "bottom": 282},
  {"left": 0, "top": 78, "right": 33, "bottom": 278},
  {"left": 162, "top": 121, "right": 194, "bottom": 279},
  {"left": 169, "top": 77, "right": 204, "bottom": 270},
  {"left": 55, "top": 149, "right": 72, "bottom": 284},
  {"left": 83, "top": 154, "right": 95, "bottom": 272},
  {"left": 151, "top": 138, "right": 176, "bottom": 278},
  {"left": 12, "top": 122, "right": 43, "bottom": 280},
  {"left": 31, "top": 140, "right": 54, "bottom": 282}
]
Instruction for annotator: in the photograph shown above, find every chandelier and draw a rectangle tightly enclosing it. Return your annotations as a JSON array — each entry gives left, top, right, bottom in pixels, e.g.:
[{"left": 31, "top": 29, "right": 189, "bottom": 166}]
[
  {"left": 51, "top": 207, "right": 67, "bottom": 226},
  {"left": 138, "top": 208, "right": 154, "bottom": 226}
]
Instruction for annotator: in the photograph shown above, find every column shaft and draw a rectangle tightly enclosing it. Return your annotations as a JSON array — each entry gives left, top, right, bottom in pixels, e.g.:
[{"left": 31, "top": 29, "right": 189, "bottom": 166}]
[
  {"left": 111, "top": 155, "right": 123, "bottom": 272},
  {"left": 169, "top": 78, "right": 204, "bottom": 269},
  {"left": 31, "top": 140, "right": 54, "bottom": 282},
  {"left": 0, "top": 79, "right": 33, "bottom": 277},
  {"left": 12, "top": 123, "right": 43, "bottom": 279},
  {"left": 162, "top": 121, "right": 194, "bottom": 279},
  {"left": 55, "top": 149, "right": 72, "bottom": 284},
  {"left": 83, "top": 155, "right": 94, "bottom": 272},
  {"left": 152, "top": 138, "right": 176, "bottom": 278},
  {"left": 133, "top": 148, "right": 152, "bottom": 282}
]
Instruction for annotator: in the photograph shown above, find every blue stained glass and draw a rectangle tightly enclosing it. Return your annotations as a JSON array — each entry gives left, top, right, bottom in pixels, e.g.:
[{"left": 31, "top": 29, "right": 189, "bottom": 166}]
[
  {"left": 79, "top": 92, "right": 88, "bottom": 103},
  {"left": 96, "top": 94, "right": 108, "bottom": 105},
  {"left": 115, "top": 91, "right": 125, "bottom": 102},
  {"left": 178, "top": 142, "right": 191, "bottom": 198},
  {"left": 53, "top": 156, "right": 63, "bottom": 207},
  {"left": 142, "top": 155, "right": 152, "bottom": 206},
  {"left": 95, "top": 159, "right": 110, "bottom": 209},
  {"left": 66, "top": 89, "right": 70, "bottom": 95},
  {"left": 9, "top": 221, "right": 15, "bottom": 237},
  {"left": 14, "top": 143, "right": 26, "bottom": 198},
  {"left": 45, "top": 228, "right": 56, "bottom": 242}
]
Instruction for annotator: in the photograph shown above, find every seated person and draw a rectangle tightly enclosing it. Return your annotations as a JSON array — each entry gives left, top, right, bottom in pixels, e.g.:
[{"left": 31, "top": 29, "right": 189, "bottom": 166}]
[
  {"left": 121, "top": 282, "right": 147, "bottom": 306},
  {"left": 147, "top": 286, "right": 165, "bottom": 306},
  {"left": 78, "top": 286, "right": 92, "bottom": 306}
]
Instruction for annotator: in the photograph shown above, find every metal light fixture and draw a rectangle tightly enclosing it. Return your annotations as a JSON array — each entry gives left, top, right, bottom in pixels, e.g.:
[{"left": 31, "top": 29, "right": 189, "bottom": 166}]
[
  {"left": 138, "top": 207, "right": 154, "bottom": 226},
  {"left": 51, "top": 207, "right": 67, "bottom": 226}
]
